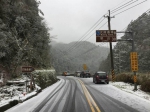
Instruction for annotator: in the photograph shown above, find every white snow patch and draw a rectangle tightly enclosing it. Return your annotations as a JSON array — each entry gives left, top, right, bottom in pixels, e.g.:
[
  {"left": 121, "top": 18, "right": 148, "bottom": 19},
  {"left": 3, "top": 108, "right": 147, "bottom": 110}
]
[
  {"left": 5, "top": 78, "right": 63, "bottom": 112},
  {"left": 110, "top": 81, "right": 150, "bottom": 101}
]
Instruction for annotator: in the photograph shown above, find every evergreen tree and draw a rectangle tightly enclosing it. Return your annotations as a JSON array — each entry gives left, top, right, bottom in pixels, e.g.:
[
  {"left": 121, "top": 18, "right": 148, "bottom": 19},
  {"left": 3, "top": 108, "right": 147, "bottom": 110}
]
[{"left": 0, "top": 0, "right": 51, "bottom": 76}]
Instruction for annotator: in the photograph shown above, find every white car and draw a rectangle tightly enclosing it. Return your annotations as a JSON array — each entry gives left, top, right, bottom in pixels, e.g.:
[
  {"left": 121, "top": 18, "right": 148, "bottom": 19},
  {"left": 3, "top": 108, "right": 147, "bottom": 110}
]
[{"left": 74, "top": 71, "right": 81, "bottom": 77}]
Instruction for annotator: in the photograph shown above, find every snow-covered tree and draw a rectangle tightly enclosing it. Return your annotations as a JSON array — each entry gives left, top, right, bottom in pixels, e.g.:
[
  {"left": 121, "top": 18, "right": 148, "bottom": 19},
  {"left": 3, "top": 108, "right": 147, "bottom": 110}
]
[{"left": 0, "top": 0, "right": 52, "bottom": 77}]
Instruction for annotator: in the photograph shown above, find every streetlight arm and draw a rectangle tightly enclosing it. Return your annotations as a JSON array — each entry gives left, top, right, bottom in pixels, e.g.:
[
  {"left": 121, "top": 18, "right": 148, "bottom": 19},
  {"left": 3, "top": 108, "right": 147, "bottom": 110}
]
[{"left": 117, "top": 39, "right": 133, "bottom": 41}]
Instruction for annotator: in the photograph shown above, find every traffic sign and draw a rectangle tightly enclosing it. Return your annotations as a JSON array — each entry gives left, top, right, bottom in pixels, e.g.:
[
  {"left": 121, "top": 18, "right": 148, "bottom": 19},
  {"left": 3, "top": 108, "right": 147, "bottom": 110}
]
[
  {"left": 96, "top": 30, "right": 116, "bottom": 42},
  {"left": 22, "top": 66, "right": 35, "bottom": 73},
  {"left": 83, "top": 64, "right": 87, "bottom": 70},
  {"left": 130, "top": 52, "right": 138, "bottom": 71}
]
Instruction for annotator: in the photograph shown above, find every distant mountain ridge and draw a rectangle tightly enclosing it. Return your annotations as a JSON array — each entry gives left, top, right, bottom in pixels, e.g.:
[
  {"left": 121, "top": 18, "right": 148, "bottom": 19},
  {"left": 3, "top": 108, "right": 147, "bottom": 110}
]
[{"left": 50, "top": 41, "right": 109, "bottom": 74}]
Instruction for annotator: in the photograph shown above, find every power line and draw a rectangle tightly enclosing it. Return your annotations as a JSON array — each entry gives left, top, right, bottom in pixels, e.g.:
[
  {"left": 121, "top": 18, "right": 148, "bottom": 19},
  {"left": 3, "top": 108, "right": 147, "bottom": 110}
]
[
  {"left": 85, "top": 21, "right": 108, "bottom": 41},
  {"left": 63, "top": 0, "right": 148, "bottom": 56},
  {"left": 116, "top": 8, "right": 150, "bottom": 40},
  {"left": 75, "top": 21, "right": 107, "bottom": 49},
  {"left": 110, "top": 0, "right": 129, "bottom": 11},
  {"left": 111, "top": 0, "right": 138, "bottom": 14},
  {"left": 133, "top": 8, "right": 150, "bottom": 22},
  {"left": 66, "top": 16, "right": 105, "bottom": 52},
  {"left": 66, "top": 17, "right": 106, "bottom": 53},
  {"left": 67, "top": 21, "right": 108, "bottom": 52},
  {"left": 113, "top": 0, "right": 147, "bottom": 16},
  {"left": 65, "top": 0, "right": 145, "bottom": 54},
  {"left": 116, "top": 7, "right": 150, "bottom": 39},
  {"left": 66, "top": 0, "right": 144, "bottom": 53}
]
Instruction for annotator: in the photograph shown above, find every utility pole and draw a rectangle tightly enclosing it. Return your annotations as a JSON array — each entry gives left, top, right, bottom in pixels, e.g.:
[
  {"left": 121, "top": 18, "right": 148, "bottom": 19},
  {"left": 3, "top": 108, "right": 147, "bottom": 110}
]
[
  {"left": 118, "top": 44, "right": 121, "bottom": 73},
  {"left": 105, "top": 10, "right": 115, "bottom": 81},
  {"left": 117, "top": 31, "right": 138, "bottom": 91},
  {"left": 131, "top": 32, "right": 137, "bottom": 91}
]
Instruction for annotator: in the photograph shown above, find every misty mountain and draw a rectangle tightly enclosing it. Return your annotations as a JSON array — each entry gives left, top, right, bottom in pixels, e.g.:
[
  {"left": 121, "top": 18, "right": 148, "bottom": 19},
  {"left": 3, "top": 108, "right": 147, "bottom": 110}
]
[{"left": 51, "top": 41, "right": 109, "bottom": 74}]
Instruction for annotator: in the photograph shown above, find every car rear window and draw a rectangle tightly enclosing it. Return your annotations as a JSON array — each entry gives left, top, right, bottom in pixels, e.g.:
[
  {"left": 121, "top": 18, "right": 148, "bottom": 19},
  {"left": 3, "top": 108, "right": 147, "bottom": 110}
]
[{"left": 97, "top": 73, "right": 106, "bottom": 76}]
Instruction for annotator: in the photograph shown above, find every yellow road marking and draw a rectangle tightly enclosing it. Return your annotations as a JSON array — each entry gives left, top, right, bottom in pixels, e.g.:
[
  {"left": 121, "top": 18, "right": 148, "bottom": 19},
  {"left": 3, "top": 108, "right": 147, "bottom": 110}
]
[
  {"left": 83, "top": 84, "right": 101, "bottom": 112},
  {"left": 82, "top": 84, "right": 95, "bottom": 112},
  {"left": 78, "top": 80, "right": 95, "bottom": 112},
  {"left": 78, "top": 79, "right": 101, "bottom": 112}
]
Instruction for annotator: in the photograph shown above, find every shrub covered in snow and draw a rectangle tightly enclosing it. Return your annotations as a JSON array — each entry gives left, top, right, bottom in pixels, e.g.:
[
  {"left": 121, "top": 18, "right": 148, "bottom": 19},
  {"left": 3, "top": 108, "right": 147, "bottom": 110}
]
[{"left": 34, "top": 70, "right": 58, "bottom": 90}]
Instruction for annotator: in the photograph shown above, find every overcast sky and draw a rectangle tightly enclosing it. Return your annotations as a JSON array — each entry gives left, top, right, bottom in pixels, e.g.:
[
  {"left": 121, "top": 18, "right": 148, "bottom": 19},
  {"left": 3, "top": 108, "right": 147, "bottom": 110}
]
[{"left": 38, "top": 0, "right": 150, "bottom": 47}]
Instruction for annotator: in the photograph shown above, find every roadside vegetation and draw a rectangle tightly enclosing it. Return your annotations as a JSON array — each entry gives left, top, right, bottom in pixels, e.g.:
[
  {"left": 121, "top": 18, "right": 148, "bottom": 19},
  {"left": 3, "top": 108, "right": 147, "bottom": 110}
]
[
  {"left": 109, "top": 73, "right": 150, "bottom": 92},
  {"left": 34, "top": 71, "right": 58, "bottom": 90},
  {"left": 0, "top": 0, "right": 52, "bottom": 78},
  {"left": 0, "top": 0, "right": 57, "bottom": 103}
]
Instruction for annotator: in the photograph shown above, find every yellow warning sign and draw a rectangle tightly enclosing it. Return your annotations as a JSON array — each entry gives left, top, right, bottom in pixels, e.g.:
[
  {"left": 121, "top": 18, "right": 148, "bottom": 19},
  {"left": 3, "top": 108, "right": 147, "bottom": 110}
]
[
  {"left": 130, "top": 52, "right": 138, "bottom": 71},
  {"left": 83, "top": 64, "right": 87, "bottom": 70}
]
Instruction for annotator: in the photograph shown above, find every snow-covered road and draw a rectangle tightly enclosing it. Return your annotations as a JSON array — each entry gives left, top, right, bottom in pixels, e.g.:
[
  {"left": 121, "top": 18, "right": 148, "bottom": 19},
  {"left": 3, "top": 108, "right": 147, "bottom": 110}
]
[
  {"left": 81, "top": 77, "right": 150, "bottom": 112},
  {"left": 3, "top": 76, "right": 150, "bottom": 112}
]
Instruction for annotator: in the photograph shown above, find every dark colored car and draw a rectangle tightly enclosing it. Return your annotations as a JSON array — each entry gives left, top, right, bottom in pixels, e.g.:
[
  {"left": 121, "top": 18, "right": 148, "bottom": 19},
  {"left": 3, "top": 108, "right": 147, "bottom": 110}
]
[
  {"left": 85, "top": 72, "right": 91, "bottom": 78},
  {"left": 80, "top": 71, "right": 91, "bottom": 78},
  {"left": 80, "top": 71, "right": 86, "bottom": 77},
  {"left": 93, "top": 71, "right": 109, "bottom": 84}
]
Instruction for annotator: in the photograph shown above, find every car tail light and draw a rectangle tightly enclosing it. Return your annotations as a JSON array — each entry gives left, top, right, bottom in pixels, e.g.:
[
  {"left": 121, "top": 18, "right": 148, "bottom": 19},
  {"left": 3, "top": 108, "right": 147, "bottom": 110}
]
[
  {"left": 96, "top": 75, "right": 99, "bottom": 78},
  {"left": 107, "top": 76, "right": 109, "bottom": 79}
]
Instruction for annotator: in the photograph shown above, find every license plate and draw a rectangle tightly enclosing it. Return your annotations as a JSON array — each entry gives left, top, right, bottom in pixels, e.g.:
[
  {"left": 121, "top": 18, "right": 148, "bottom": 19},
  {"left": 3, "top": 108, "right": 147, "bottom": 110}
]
[{"left": 101, "top": 80, "right": 105, "bottom": 82}]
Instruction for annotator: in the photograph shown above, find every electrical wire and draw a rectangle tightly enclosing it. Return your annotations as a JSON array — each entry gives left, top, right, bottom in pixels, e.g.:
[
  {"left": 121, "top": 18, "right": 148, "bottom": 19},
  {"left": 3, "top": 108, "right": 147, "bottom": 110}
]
[
  {"left": 66, "top": 17, "right": 106, "bottom": 53},
  {"left": 64, "top": 0, "right": 146, "bottom": 54},
  {"left": 133, "top": 8, "right": 150, "bottom": 22},
  {"left": 66, "top": 0, "right": 144, "bottom": 53},
  {"left": 62, "top": 0, "right": 148, "bottom": 56},
  {"left": 110, "top": 0, "right": 129, "bottom": 11},
  {"left": 67, "top": 20, "right": 108, "bottom": 52},
  {"left": 111, "top": 0, "right": 138, "bottom": 14},
  {"left": 50, "top": 0, "right": 150, "bottom": 72},
  {"left": 65, "top": 16, "right": 105, "bottom": 52},
  {"left": 113, "top": 0, "right": 147, "bottom": 16}
]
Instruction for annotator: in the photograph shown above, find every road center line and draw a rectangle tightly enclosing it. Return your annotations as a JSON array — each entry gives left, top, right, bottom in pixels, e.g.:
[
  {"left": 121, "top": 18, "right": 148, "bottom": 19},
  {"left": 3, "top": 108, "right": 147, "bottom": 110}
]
[{"left": 78, "top": 79, "right": 101, "bottom": 112}]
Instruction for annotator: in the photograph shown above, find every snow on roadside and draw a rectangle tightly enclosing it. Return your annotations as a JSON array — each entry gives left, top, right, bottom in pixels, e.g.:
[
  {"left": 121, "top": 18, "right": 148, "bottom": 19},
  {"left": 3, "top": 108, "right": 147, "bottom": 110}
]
[
  {"left": 110, "top": 81, "right": 150, "bottom": 101},
  {"left": 0, "top": 77, "right": 41, "bottom": 108},
  {"left": 108, "top": 81, "right": 150, "bottom": 112},
  {"left": 6, "top": 79, "right": 63, "bottom": 112}
]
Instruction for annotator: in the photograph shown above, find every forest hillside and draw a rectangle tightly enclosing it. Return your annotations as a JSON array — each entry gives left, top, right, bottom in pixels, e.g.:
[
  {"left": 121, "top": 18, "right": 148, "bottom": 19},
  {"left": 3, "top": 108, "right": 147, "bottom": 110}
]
[{"left": 51, "top": 41, "right": 109, "bottom": 74}]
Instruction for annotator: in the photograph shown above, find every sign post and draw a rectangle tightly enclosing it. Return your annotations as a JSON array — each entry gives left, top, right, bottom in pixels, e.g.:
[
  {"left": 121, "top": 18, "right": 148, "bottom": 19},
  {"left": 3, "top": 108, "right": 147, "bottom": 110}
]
[
  {"left": 22, "top": 66, "right": 34, "bottom": 92},
  {"left": 117, "top": 31, "right": 138, "bottom": 91}
]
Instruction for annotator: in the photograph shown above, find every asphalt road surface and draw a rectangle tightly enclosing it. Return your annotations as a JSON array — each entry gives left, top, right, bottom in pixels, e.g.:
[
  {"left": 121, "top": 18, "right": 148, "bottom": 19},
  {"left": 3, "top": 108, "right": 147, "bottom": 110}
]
[{"left": 6, "top": 76, "right": 139, "bottom": 112}]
